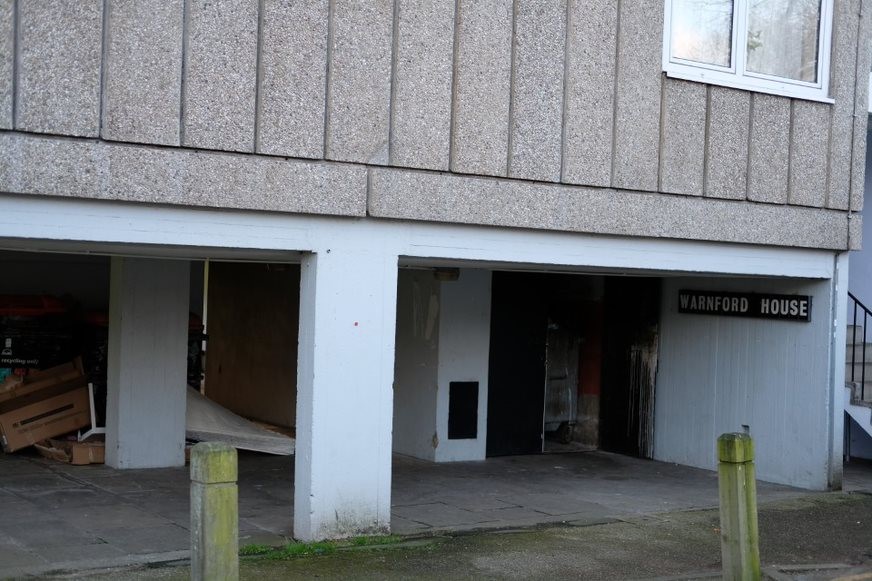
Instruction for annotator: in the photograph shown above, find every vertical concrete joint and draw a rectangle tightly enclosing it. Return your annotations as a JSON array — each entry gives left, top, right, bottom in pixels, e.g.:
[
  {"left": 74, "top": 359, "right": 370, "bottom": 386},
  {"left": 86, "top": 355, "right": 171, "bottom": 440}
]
[
  {"left": 717, "top": 432, "right": 761, "bottom": 581},
  {"left": 190, "top": 442, "right": 239, "bottom": 581}
]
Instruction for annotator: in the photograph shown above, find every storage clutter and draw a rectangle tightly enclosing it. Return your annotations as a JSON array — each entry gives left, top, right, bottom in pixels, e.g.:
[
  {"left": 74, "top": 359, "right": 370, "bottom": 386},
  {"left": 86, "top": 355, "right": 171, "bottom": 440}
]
[{"left": 0, "top": 294, "right": 206, "bottom": 463}]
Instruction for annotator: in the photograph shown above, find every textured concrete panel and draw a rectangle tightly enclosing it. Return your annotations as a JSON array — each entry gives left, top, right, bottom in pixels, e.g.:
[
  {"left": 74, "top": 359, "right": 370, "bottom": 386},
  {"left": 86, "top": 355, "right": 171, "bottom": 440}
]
[
  {"left": 612, "top": 0, "right": 662, "bottom": 192},
  {"left": 0, "top": 133, "right": 366, "bottom": 217},
  {"left": 851, "top": 0, "right": 872, "bottom": 212},
  {"left": 748, "top": 94, "right": 790, "bottom": 204},
  {"left": 325, "top": 0, "right": 393, "bottom": 164},
  {"left": 16, "top": 0, "right": 102, "bottom": 136},
  {"left": 183, "top": 0, "right": 258, "bottom": 152},
  {"left": 103, "top": 0, "right": 184, "bottom": 146},
  {"left": 257, "top": 0, "right": 328, "bottom": 159},
  {"left": 450, "top": 0, "right": 513, "bottom": 177},
  {"left": 390, "top": 0, "right": 455, "bottom": 170},
  {"left": 659, "top": 79, "right": 706, "bottom": 196},
  {"left": 562, "top": 0, "right": 617, "bottom": 187},
  {"left": 705, "top": 87, "right": 750, "bottom": 200},
  {"left": 0, "top": 0, "right": 12, "bottom": 129},
  {"left": 368, "top": 167, "right": 850, "bottom": 250},
  {"left": 827, "top": 0, "right": 859, "bottom": 210},
  {"left": 509, "top": 0, "right": 565, "bottom": 182},
  {"left": 849, "top": 214, "right": 863, "bottom": 251},
  {"left": 0, "top": 134, "right": 101, "bottom": 198},
  {"left": 789, "top": 101, "right": 830, "bottom": 208}
]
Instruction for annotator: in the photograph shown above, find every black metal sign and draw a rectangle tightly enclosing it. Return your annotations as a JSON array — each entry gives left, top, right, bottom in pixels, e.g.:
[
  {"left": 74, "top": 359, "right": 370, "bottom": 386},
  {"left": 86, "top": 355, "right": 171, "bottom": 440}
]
[{"left": 678, "top": 290, "right": 811, "bottom": 322}]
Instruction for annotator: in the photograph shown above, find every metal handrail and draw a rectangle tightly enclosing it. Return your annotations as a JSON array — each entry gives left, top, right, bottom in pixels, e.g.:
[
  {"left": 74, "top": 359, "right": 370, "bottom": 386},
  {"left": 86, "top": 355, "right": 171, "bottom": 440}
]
[{"left": 848, "top": 291, "right": 871, "bottom": 401}]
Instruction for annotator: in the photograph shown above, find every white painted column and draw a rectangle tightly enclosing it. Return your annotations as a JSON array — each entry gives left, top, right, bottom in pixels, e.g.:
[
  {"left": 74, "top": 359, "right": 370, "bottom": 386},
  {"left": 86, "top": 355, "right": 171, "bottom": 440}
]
[
  {"left": 294, "top": 247, "right": 398, "bottom": 541},
  {"left": 106, "top": 257, "right": 190, "bottom": 469},
  {"left": 829, "top": 252, "right": 849, "bottom": 489}
]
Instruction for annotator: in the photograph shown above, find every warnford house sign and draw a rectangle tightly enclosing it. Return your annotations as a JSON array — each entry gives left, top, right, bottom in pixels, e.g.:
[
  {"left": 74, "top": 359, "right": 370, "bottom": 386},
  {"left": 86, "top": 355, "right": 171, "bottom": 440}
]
[{"left": 678, "top": 290, "right": 812, "bottom": 323}]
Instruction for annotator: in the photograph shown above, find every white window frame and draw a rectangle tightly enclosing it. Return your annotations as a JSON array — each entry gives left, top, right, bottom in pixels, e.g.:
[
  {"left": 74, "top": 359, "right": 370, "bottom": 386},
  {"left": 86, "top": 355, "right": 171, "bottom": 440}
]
[{"left": 662, "top": 0, "right": 834, "bottom": 103}]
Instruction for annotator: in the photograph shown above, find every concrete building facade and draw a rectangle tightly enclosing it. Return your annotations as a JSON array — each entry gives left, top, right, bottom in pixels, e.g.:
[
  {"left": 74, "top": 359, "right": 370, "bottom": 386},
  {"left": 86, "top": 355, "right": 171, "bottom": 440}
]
[{"left": 0, "top": 0, "right": 870, "bottom": 540}]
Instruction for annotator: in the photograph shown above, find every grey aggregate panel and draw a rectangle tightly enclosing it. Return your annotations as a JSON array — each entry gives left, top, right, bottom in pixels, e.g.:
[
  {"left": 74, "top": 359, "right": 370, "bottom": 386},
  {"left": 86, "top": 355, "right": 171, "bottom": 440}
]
[
  {"left": 390, "top": 0, "right": 455, "bottom": 170},
  {"left": 0, "top": 132, "right": 367, "bottom": 216},
  {"left": 748, "top": 94, "right": 790, "bottom": 204},
  {"left": 704, "top": 87, "right": 750, "bottom": 200},
  {"left": 183, "top": 0, "right": 258, "bottom": 152},
  {"left": 450, "top": 0, "right": 513, "bottom": 177},
  {"left": 789, "top": 100, "right": 830, "bottom": 208},
  {"left": 0, "top": 0, "right": 12, "bottom": 129},
  {"left": 561, "top": 0, "right": 617, "bottom": 187},
  {"left": 16, "top": 0, "right": 102, "bottom": 136},
  {"left": 257, "top": 0, "right": 328, "bottom": 159},
  {"left": 0, "top": 134, "right": 101, "bottom": 198},
  {"left": 849, "top": 214, "right": 863, "bottom": 250},
  {"left": 508, "top": 0, "right": 565, "bottom": 182},
  {"left": 368, "top": 167, "right": 849, "bottom": 250},
  {"left": 612, "top": 0, "right": 662, "bottom": 192},
  {"left": 851, "top": 0, "right": 872, "bottom": 212},
  {"left": 659, "top": 79, "right": 706, "bottom": 196},
  {"left": 325, "top": 0, "right": 393, "bottom": 164},
  {"left": 826, "top": 0, "right": 859, "bottom": 210},
  {"left": 103, "top": 0, "right": 184, "bottom": 146}
]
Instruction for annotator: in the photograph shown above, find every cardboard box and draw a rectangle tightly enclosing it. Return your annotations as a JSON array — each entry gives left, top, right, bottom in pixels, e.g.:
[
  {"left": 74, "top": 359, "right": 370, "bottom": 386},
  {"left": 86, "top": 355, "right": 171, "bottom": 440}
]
[
  {"left": 0, "top": 386, "right": 90, "bottom": 453},
  {"left": 34, "top": 436, "right": 105, "bottom": 465},
  {"left": 0, "top": 359, "right": 85, "bottom": 405}
]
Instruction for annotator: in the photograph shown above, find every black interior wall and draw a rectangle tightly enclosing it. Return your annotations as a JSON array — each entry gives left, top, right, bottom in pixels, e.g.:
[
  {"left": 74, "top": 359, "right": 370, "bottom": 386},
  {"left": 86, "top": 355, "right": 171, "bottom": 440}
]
[
  {"left": 599, "top": 277, "right": 661, "bottom": 458},
  {"left": 486, "top": 272, "right": 595, "bottom": 457},
  {"left": 486, "top": 272, "right": 548, "bottom": 457}
]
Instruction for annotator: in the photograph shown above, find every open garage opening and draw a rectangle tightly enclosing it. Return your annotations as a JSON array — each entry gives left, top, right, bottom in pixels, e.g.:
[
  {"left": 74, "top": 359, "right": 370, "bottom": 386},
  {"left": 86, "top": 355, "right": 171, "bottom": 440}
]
[
  {"left": 0, "top": 250, "right": 298, "bottom": 464},
  {"left": 392, "top": 267, "right": 662, "bottom": 464}
]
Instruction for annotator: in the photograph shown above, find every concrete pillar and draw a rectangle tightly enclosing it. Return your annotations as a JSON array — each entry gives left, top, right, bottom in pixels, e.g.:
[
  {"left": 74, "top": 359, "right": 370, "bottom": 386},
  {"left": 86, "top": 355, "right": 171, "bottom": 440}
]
[
  {"left": 190, "top": 442, "right": 239, "bottom": 581},
  {"left": 294, "top": 248, "right": 398, "bottom": 541},
  {"left": 717, "top": 433, "right": 761, "bottom": 581},
  {"left": 106, "top": 257, "right": 190, "bottom": 469}
]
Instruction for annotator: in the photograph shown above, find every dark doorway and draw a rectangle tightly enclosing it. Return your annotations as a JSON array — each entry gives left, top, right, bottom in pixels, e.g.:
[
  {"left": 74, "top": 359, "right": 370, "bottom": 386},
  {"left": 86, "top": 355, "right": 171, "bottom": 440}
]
[
  {"left": 599, "top": 277, "right": 661, "bottom": 458},
  {"left": 486, "top": 272, "right": 548, "bottom": 456}
]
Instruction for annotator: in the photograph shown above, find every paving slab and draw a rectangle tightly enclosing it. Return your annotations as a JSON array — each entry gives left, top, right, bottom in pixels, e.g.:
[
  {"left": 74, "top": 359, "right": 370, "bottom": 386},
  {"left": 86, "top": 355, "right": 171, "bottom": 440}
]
[{"left": 0, "top": 449, "right": 870, "bottom": 578}]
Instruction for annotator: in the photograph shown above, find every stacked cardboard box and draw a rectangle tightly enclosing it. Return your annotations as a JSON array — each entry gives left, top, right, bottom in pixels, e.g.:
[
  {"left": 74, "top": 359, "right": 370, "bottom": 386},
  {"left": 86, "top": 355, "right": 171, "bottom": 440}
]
[{"left": 0, "top": 359, "right": 91, "bottom": 453}]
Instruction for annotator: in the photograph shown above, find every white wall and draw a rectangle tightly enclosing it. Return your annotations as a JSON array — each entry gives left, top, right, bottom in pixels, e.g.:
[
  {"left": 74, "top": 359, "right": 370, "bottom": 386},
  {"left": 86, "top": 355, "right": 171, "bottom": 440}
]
[
  {"left": 392, "top": 269, "right": 440, "bottom": 460},
  {"left": 434, "top": 269, "right": 492, "bottom": 462},
  {"left": 656, "top": 277, "right": 835, "bottom": 489}
]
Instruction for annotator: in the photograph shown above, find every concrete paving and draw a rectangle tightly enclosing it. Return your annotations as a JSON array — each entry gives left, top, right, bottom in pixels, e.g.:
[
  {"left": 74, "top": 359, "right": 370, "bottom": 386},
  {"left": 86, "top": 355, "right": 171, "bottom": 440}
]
[{"left": 0, "top": 449, "right": 869, "bottom": 578}]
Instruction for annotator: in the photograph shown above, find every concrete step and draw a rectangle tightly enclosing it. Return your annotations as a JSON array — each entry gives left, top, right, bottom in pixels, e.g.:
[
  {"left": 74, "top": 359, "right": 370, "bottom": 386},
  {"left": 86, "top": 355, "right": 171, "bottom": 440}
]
[
  {"left": 845, "top": 387, "right": 872, "bottom": 440},
  {"left": 845, "top": 362, "right": 872, "bottom": 384},
  {"left": 847, "top": 325, "right": 867, "bottom": 346},
  {"left": 846, "top": 343, "right": 872, "bottom": 364},
  {"left": 846, "top": 381, "right": 872, "bottom": 405}
]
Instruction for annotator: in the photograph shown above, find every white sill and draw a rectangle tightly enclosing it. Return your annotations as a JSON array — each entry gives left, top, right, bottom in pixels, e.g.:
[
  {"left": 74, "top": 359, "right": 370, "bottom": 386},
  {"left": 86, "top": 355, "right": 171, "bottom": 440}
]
[{"left": 664, "top": 67, "right": 835, "bottom": 104}]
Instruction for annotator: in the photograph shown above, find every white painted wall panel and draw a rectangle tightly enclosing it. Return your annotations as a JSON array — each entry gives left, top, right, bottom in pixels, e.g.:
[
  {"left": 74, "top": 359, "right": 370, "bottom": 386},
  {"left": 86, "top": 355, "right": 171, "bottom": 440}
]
[
  {"left": 435, "top": 269, "right": 491, "bottom": 462},
  {"left": 656, "top": 277, "right": 835, "bottom": 489},
  {"left": 393, "top": 270, "right": 439, "bottom": 461}
]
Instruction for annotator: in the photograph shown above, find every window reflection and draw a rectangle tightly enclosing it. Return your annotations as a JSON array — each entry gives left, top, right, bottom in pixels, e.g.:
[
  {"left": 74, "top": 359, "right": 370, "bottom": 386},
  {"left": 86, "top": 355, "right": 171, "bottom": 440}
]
[
  {"left": 746, "top": 0, "right": 821, "bottom": 83},
  {"left": 671, "top": 0, "right": 734, "bottom": 67}
]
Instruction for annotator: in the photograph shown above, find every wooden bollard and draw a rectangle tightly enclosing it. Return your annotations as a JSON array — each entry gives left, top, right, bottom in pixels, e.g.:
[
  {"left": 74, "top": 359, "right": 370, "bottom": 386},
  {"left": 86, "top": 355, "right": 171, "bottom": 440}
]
[
  {"left": 717, "top": 433, "right": 761, "bottom": 581},
  {"left": 191, "top": 442, "right": 239, "bottom": 581}
]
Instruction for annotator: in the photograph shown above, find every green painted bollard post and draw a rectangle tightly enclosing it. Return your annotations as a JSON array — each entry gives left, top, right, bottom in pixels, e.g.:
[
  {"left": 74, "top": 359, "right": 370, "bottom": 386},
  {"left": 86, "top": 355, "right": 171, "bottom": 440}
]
[
  {"left": 191, "top": 442, "right": 239, "bottom": 581},
  {"left": 717, "top": 433, "right": 761, "bottom": 581}
]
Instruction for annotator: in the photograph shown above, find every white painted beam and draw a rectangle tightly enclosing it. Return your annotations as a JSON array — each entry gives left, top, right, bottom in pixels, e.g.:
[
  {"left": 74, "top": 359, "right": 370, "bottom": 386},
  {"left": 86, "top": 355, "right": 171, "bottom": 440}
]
[
  {"left": 105, "top": 257, "right": 190, "bottom": 468},
  {"left": 0, "top": 195, "right": 837, "bottom": 279},
  {"left": 294, "top": 246, "right": 398, "bottom": 540}
]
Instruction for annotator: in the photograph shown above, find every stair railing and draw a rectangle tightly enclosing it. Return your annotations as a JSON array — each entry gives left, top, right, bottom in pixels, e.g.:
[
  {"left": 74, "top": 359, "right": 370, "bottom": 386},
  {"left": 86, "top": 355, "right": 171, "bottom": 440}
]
[{"left": 849, "top": 291, "right": 870, "bottom": 400}]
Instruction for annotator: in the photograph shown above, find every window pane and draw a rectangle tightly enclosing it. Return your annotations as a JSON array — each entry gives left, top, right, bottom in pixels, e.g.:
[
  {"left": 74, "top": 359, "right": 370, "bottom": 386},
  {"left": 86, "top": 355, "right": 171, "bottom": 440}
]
[
  {"left": 671, "top": 0, "right": 734, "bottom": 67},
  {"left": 746, "top": 0, "right": 821, "bottom": 83}
]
